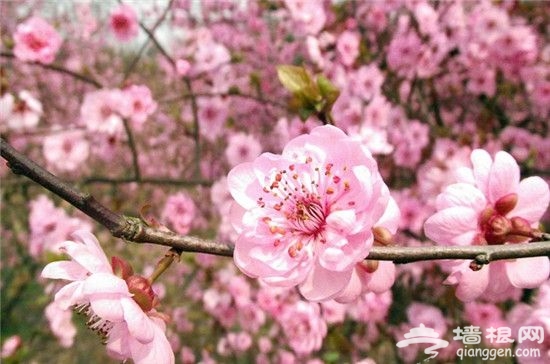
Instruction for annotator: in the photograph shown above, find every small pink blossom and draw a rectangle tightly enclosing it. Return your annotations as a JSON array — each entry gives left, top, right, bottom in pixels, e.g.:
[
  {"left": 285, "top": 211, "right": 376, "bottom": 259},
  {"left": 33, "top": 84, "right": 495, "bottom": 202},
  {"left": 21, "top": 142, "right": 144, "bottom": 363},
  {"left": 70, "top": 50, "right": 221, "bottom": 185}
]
[
  {"left": 336, "top": 31, "right": 360, "bottom": 67},
  {"left": 278, "top": 301, "right": 327, "bottom": 355},
  {"left": 43, "top": 130, "right": 90, "bottom": 172},
  {"left": 228, "top": 125, "right": 393, "bottom": 301},
  {"left": 1, "top": 91, "right": 43, "bottom": 131},
  {"left": 80, "top": 89, "right": 126, "bottom": 135},
  {"left": 109, "top": 4, "right": 139, "bottom": 42},
  {"left": 13, "top": 16, "right": 62, "bottom": 64},
  {"left": 225, "top": 132, "right": 262, "bottom": 167},
  {"left": 1, "top": 335, "right": 21, "bottom": 358},
  {"left": 28, "top": 195, "right": 92, "bottom": 257},
  {"left": 162, "top": 192, "right": 197, "bottom": 235},
  {"left": 424, "top": 149, "right": 550, "bottom": 301},
  {"left": 45, "top": 301, "right": 77, "bottom": 348},
  {"left": 121, "top": 85, "right": 157, "bottom": 130}
]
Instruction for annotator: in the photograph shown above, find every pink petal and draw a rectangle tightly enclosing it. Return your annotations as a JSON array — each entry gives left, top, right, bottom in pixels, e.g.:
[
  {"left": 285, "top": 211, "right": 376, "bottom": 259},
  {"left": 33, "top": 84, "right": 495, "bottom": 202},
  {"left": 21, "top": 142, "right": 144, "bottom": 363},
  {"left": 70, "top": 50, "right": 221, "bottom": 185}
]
[
  {"left": 333, "top": 268, "right": 362, "bottom": 303},
  {"left": 470, "top": 149, "right": 492, "bottom": 196},
  {"left": 511, "top": 176, "right": 550, "bottom": 223},
  {"left": 423, "top": 206, "right": 478, "bottom": 246},
  {"left": 506, "top": 257, "right": 550, "bottom": 289},
  {"left": 71, "top": 230, "right": 111, "bottom": 269},
  {"left": 41, "top": 261, "right": 87, "bottom": 281},
  {"left": 227, "top": 162, "right": 259, "bottom": 209},
  {"left": 54, "top": 281, "right": 84, "bottom": 309},
  {"left": 325, "top": 209, "right": 356, "bottom": 234},
  {"left": 447, "top": 262, "right": 490, "bottom": 302},
  {"left": 361, "top": 260, "right": 396, "bottom": 293},
  {"left": 487, "top": 151, "right": 519, "bottom": 204},
  {"left": 375, "top": 197, "right": 400, "bottom": 233},
  {"left": 299, "top": 264, "right": 353, "bottom": 301},
  {"left": 435, "top": 183, "right": 486, "bottom": 211},
  {"left": 129, "top": 318, "right": 175, "bottom": 364},
  {"left": 105, "top": 322, "right": 131, "bottom": 360},
  {"left": 121, "top": 298, "right": 156, "bottom": 344}
]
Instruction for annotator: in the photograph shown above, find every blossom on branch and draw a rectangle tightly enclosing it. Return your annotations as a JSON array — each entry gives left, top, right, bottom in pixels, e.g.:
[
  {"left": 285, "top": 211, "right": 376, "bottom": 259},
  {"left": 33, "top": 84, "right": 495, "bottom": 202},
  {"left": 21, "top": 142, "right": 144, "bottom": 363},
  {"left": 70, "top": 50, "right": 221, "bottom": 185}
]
[
  {"left": 228, "top": 125, "right": 397, "bottom": 301},
  {"left": 41, "top": 231, "right": 174, "bottom": 364},
  {"left": 424, "top": 149, "right": 550, "bottom": 301},
  {"left": 13, "top": 16, "right": 62, "bottom": 64}
]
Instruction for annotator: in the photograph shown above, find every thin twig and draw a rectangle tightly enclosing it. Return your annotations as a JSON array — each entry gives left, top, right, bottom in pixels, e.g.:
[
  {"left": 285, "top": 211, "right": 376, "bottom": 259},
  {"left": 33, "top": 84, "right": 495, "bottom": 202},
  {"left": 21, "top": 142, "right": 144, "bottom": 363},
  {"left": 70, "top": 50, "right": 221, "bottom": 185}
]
[
  {"left": 1, "top": 52, "right": 103, "bottom": 88},
  {"left": 2, "top": 137, "right": 549, "bottom": 264}
]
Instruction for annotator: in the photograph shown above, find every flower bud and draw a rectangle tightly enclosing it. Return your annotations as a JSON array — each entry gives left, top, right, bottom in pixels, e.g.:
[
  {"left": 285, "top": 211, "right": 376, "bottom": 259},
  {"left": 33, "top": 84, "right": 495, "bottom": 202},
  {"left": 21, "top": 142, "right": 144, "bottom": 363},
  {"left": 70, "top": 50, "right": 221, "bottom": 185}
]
[
  {"left": 494, "top": 193, "right": 518, "bottom": 216},
  {"left": 364, "top": 260, "right": 379, "bottom": 273},
  {"left": 510, "top": 216, "right": 531, "bottom": 236},
  {"left": 487, "top": 215, "right": 511, "bottom": 236},
  {"left": 373, "top": 226, "right": 393, "bottom": 246},
  {"left": 126, "top": 275, "right": 156, "bottom": 312}
]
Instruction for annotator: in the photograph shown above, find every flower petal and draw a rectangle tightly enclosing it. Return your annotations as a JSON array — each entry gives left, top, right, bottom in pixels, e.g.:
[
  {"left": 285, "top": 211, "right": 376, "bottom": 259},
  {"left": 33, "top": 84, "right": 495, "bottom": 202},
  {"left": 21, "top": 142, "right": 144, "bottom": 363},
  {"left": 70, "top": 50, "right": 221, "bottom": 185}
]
[
  {"left": 470, "top": 149, "right": 492, "bottom": 196},
  {"left": 41, "top": 261, "right": 87, "bottom": 281},
  {"left": 423, "top": 206, "right": 478, "bottom": 246},
  {"left": 435, "top": 183, "right": 486, "bottom": 211},
  {"left": 121, "top": 298, "right": 156, "bottom": 344},
  {"left": 227, "top": 162, "right": 260, "bottom": 209},
  {"left": 129, "top": 316, "right": 175, "bottom": 364},
  {"left": 487, "top": 151, "right": 519, "bottom": 204},
  {"left": 361, "top": 260, "right": 396, "bottom": 294},
  {"left": 506, "top": 257, "right": 550, "bottom": 289},
  {"left": 511, "top": 176, "right": 550, "bottom": 223},
  {"left": 446, "top": 261, "right": 490, "bottom": 302},
  {"left": 299, "top": 264, "right": 353, "bottom": 301}
]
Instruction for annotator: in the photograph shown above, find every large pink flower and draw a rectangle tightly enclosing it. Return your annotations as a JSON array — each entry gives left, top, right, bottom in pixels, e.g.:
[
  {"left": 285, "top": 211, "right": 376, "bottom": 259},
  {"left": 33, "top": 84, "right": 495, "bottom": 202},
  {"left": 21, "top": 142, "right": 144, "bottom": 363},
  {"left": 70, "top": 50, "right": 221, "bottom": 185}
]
[
  {"left": 424, "top": 149, "right": 550, "bottom": 301},
  {"left": 228, "top": 125, "right": 392, "bottom": 301},
  {"left": 13, "top": 16, "right": 62, "bottom": 64},
  {"left": 41, "top": 231, "right": 174, "bottom": 364}
]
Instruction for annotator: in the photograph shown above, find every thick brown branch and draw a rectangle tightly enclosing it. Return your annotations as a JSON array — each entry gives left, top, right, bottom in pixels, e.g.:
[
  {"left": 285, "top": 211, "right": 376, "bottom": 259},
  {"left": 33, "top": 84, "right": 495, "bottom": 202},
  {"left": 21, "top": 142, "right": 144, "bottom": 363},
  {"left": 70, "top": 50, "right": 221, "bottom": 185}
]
[{"left": 1, "top": 137, "right": 549, "bottom": 264}]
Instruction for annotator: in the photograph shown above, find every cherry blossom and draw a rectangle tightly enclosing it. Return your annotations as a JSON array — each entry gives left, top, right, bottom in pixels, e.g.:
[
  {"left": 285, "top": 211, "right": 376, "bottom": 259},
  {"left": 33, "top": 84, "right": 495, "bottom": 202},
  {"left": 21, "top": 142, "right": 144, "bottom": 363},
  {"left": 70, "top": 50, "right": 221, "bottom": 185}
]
[
  {"left": 424, "top": 149, "right": 550, "bottom": 301},
  {"left": 13, "top": 16, "right": 62, "bottom": 64},
  {"left": 162, "top": 192, "right": 197, "bottom": 235},
  {"left": 228, "top": 125, "right": 394, "bottom": 301}
]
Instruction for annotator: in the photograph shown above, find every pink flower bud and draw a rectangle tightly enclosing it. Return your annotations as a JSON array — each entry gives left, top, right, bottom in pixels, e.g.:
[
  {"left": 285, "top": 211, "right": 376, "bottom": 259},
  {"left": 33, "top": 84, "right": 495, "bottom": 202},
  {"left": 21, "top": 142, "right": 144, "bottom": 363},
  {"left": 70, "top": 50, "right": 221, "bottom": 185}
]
[
  {"left": 373, "top": 226, "right": 393, "bottom": 246},
  {"left": 487, "top": 215, "right": 511, "bottom": 236}
]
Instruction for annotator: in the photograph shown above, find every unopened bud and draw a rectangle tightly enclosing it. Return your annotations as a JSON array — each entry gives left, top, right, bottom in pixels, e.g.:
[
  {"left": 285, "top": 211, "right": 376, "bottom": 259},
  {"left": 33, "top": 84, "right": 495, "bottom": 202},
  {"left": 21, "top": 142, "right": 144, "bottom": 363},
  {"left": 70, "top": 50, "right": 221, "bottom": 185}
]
[
  {"left": 510, "top": 216, "right": 531, "bottom": 236},
  {"left": 364, "top": 260, "right": 379, "bottom": 273},
  {"left": 494, "top": 193, "right": 518, "bottom": 216},
  {"left": 488, "top": 215, "right": 511, "bottom": 236},
  {"left": 126, "top": 275, "right": 156, "bottom": 312},
  {"left": 373, "top": 226, "right": 393, "bottom": 246},
  {"left": 469, "top": 261, "right": 483, "bottom": 271}
]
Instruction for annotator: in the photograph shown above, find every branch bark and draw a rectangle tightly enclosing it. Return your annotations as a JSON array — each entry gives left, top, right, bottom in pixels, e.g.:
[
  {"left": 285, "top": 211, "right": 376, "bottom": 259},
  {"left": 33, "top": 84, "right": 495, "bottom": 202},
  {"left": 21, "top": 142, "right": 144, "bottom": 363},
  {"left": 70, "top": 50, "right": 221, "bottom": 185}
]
[{"left": 1, "top": 137, "right": 549, "bottom": 264}]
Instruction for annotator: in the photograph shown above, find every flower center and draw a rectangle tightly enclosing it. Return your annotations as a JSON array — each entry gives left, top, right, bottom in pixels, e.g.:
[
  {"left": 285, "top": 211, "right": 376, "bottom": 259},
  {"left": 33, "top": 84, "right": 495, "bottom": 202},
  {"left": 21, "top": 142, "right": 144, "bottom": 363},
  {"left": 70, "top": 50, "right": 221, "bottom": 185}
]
[{"left": 290, "top": 198, "right": 326, "bottom": 236}]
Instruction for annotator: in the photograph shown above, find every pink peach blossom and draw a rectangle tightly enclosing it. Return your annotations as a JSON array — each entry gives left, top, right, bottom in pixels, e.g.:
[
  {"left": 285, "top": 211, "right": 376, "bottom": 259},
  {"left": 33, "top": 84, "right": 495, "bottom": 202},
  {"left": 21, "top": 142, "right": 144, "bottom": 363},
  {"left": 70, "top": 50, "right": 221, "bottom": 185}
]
[
  {"left": 278, "top": 301, "right": 327, "bottom": 355},
  {"left": 228, "top": 125, "right": 393, "bottom": 301},
  {"left": 2, "top": 91, "right": 43, "bottom": 131},
  {"left": 424, "top": 149, "right": 550, "bottom": 301},
  {"left": 121, "top": 85, "right": 157, "bottom": 130},
  {"left": 43, "top": 130, "right": 90, "bottom": 172},
  {"left": 225, "top": 132, "right": 262, "bottom": 167},
  {"left": 80, "top": 89, "right": 126, "bottom": 135},
  {"left": 13, "top": 16, "right": 62, "bottom": 64},
  {"left": 109, "top": 4, "right": 139, "bottom": 42},
  {"left": 162, "top": 192, "right": 197, "bottom": 235},
  {"left": 41, "top": 231, "right": 174, "bottom": 364}
]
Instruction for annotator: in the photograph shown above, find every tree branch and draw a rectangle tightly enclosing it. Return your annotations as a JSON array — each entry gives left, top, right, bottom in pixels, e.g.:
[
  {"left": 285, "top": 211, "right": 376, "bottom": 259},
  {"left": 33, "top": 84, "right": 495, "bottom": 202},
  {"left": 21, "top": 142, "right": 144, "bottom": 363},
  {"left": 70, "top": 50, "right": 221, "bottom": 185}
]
[{"left": 1, "top": 137, "right": 549, "bottom": 264}]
